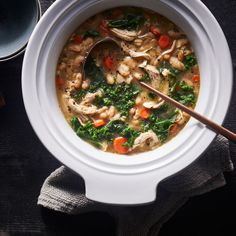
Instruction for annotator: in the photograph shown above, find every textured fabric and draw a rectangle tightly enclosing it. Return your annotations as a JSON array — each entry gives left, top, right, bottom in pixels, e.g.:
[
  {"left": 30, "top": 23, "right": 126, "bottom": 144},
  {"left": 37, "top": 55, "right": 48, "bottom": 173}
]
[{"left": 38, "top": 135, "right": 233, "bottom": 236}]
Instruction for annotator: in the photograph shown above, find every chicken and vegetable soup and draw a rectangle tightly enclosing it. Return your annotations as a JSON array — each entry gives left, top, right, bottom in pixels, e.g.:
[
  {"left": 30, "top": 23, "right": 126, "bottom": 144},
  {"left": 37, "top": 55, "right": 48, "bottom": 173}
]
[{"left": 56, "top": 7, "right": 200, "bottom": 154}]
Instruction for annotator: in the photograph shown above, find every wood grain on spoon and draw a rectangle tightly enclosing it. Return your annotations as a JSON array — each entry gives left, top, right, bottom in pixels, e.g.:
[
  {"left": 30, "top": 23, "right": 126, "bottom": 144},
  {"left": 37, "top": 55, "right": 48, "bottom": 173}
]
[{"left": 140, "top": 82, "right": 236, "bottom": 143}]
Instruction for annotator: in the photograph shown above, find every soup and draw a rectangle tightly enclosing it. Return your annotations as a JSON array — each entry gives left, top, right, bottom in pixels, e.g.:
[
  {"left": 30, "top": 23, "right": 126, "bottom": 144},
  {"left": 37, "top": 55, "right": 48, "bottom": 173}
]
[{"left": 56, "top": 7, "right": 200, "bottom": 154}]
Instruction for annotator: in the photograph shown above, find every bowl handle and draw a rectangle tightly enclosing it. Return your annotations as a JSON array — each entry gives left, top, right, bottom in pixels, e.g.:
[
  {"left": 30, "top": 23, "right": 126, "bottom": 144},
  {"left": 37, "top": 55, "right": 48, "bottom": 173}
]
[{"left": 84, "top": 170, "right": 162, "bottom": 205}]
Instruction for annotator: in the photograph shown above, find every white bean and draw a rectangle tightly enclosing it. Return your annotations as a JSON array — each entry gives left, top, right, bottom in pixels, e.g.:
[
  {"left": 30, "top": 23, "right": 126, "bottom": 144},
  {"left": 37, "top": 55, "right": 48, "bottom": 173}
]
[
  {"left": 106, "top": 73, "right": 115, "bottom": 84},
  {"left": 135, "top": 96, "right": 142, "bottom": 105},
  {"left": 81, "top": 79, "right": 91, "bottom": 90}
]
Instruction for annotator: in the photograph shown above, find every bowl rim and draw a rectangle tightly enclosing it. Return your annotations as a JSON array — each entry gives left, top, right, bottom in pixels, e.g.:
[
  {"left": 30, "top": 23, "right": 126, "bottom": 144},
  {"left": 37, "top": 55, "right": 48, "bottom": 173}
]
[{"left": 22, "top": 0, "right": 233, "bottom": 204}]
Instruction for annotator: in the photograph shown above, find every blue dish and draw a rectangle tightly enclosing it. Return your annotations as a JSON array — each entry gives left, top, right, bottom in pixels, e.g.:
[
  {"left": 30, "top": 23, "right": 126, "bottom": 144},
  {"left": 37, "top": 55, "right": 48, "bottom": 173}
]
[{"left": 0, "top": 0, "right": 41, "bottom": 61}]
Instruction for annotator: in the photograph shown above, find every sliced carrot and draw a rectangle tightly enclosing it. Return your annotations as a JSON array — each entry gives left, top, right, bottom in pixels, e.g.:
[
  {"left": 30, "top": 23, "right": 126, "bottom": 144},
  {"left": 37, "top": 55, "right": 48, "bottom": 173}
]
[
  {"left": 169, "top": 123, "right": 179, "bottom": 135},
  {"left": 140, "top": 107, "right": 151, "bottom": 119},
  {"left": 93, "top": 119, "right": 107, "bottom": 128},
  {"left": 113, "top": 137, "right": 129, "bottom": 154},
  {"left": 101, "top": 20, "right": 109, "bottom": 32},
  {"left": 56, "top": 77, "right": 65, "bottom": 88},
  {"left": 74, "top": 35, "right": 82, "bottom": 44},
  {"left": 150, "top": 26, "right": 161, "bottom": 37},
  {"left": 192, "top": 74, "right": 200, "bottom": 83},
  {"left": 104, "top": 56, "right": 113, "bottom": 70},
  {"left": 159, "top": 35, "right": 171, "bottom": 49}
]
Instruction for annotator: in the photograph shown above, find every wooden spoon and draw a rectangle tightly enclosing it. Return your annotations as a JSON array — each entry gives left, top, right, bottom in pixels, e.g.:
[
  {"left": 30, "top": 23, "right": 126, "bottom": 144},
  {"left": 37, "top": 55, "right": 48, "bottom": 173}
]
[
  {"left": 82, "top": 37, "right": 236, "bottom": 142},
  {"left": 140, "top": 82, "right": 236, "bottom": 143},
  {"left": 82, "top": 36, "right": 121, "bottom": 79}
]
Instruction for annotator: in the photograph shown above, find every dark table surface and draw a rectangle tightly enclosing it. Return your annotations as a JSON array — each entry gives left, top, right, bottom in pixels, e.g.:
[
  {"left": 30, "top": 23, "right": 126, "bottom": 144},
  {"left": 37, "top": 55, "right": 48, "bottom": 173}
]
[{"left": 0, "top": 0, "right": 236, "bottom": 235}]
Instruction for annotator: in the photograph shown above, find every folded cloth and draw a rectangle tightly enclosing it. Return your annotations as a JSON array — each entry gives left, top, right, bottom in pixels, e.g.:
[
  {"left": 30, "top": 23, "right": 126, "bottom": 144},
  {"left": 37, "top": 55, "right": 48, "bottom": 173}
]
[{"left": 38, "top": 135, "right": 233, "bottom": 236}]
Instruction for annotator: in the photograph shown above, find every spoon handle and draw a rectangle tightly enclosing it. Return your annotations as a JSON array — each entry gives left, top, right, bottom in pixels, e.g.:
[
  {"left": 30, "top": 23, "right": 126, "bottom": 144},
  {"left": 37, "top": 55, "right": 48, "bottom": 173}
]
[{"left": 140, "top": 82, "right": 236, "bottom": 143}]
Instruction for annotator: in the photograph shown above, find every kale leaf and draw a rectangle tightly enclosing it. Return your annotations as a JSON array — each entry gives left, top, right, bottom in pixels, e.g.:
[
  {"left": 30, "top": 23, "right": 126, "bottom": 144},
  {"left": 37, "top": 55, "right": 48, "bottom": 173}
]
[
  {"left": 71, "top": 118, "right": 140, "bottom": 148},
  {"left": 141, "top": 102, "right": 177, "bottom": 142},
  {"left": 84, "top": 30, "right": 100, "bottom": 38},
  {"left": 85, "top": 57, "right": 105, "bottom": 86},
  {"left": 71, "top": 117, "right": 102, "bottom": 148},
  {"left": 140, "top": 73, "right": 151, "bottom": 82},
  {"left": 70, "top": 90, "right": 86, "bottom": 103},
  {"left": 142, "top": 107, "right": 176, "bottom": 143},
  {"left": 85, "top": 57, "right": 140, "bottom": 116},
  {"left": 170, "top": 80, "right": 196, "bottom": 105},
  {"left": 183, "top": 54, "right": 197, "bottom": 70},
  {"left": 158, "top": 61, "right": 181, "bottom": 78},
  {"left": 108, "top": 13, "right": 146, "bottom": 30}
]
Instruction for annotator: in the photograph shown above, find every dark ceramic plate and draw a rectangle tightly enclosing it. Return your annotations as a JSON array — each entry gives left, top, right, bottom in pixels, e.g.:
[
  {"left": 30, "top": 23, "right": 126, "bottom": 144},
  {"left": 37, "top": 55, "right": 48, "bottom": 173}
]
[{"left": 0, "top": 0, "right": 41, "bottom": 61}]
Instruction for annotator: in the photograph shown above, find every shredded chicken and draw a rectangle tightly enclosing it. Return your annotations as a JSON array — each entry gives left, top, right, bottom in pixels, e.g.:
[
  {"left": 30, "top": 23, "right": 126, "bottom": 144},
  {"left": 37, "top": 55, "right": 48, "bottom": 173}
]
[
  {"left": 81, "top": 90, "right": 103, "bottom": 104},
  {"left": 176, "top": 111, "right": 190, "bottom": 125},
  {"left": 64, "top": 95, "right": 107, "bottom": 115},
  {"left": 143, "top": 100, "right": 165, "bottom": 109},
  {"left": 176, "top": 38, "right": 189, "bottom": 49},
  {"left": 68, "top": 37, "right": 94, "bottom": 53},
  {"left": 169, "top": 56, "right": 185, "bottom": 71},
  {"left": 132, "top": 131, "right": 159, "bottom": 150},
  {"left": 155, "top": 40, "right": 177, "bottom": 63},
  {"left": 138, "top": 32, "right": 155, "bottom": 39},
  {"left": 128, "top": 50, "right": 151, "bottom": 60},
  {"left": 77, "top": 114, "right": 89, "bottom": 126},
  {"left": 63, "top": 90, "right": 106, "bottom": 115},
  {"left": 117, "top": 63, "right": 130, "bottom": 77},
  {"left": 110, "top": 28, "right": 138, "bottom": 41},
  {"left": 144, "top": 64, "right": 160, "bottom": 74}
]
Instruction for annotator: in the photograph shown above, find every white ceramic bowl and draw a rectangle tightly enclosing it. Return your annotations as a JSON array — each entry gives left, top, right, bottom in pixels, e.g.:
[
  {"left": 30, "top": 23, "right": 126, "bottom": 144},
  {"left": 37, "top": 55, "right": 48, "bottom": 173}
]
[{"left": 22, "top": 0, "right": 233, "bottom": 204}]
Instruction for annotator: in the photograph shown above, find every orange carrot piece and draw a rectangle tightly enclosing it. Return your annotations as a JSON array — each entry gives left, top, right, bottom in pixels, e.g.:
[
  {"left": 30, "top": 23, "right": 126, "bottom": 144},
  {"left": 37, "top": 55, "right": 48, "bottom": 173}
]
[
  {"left": 113, "top": 137, "right": 129, "bottom": 154},
  {"left": 140, "top": 107, "right": 151, "bottom": 119},
  {"left": 104, "top": 56, "right": 113, "bottom": 70},
  {"left": 192, "top": 75, "right": 200, "bottom": 83},
  {"left": 56, "top": 77, "right": 65, "bottom": 88},
  {"left": 169, "top": 123, "right": 179, "bottom": 135},
  {"left": 74, "top": 35, "right": 82, "bottom": 44},
  {"left": 159, "top": 35, "right": 171, "bottom": 49},
  {"left": 175, "top": 85, "right": 181, "bottom": 92},
  {"left": 101, "top": 20, "right": 109, "bottom": 32},
  {"left": 93, "top": 119, "right": 107, "bottom": 128},
  {"left": 150, "top": 26, "right": 161, "bottom": 37}
]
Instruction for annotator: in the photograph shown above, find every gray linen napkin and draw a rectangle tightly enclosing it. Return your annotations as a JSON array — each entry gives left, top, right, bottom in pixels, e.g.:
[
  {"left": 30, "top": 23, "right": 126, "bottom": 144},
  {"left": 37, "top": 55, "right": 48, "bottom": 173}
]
[{"left": 38, "top": 135, "right": 233, "bottom": 236}]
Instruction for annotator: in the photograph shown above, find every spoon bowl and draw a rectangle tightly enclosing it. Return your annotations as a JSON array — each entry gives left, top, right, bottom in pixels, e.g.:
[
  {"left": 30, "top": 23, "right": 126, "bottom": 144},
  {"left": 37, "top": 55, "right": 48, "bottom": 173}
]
[{"left": 82, "top": 36, "right": 121, "bottom": 79}]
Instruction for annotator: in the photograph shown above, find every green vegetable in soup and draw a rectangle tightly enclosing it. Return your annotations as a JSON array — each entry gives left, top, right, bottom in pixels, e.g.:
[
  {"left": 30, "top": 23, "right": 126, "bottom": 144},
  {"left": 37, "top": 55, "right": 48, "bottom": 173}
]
[
  {"left": 71, "top": 118, "right": 140, "bottom": 148},
  {"left": 159, "top": 61, "right": 181, "bottom": 78},
  {"left": 183, "top": 54, "right": 197, "bottom": 70},
  {"left": 57, "top": 7, "right": 200, "bottom": 154},
  {"left": 70, "top": 90, "right": 86, "bottom": 103},
  {"left": 170, "top": 80, "right": 196, "bottom": 105},
  {"left": 142, "top": 105, "right": 177, "bottom": 142},
  {"left": 148, "top": 92, "right": 157, "bottom": 99},
  {"left": 108, "top": 13, "right": 146, "bottom": 30},
  {"left": 85, "top": 57, "right": 104, "bottom": 86},
  {"left": 140, "top": 73, "right": 151, "bottom": 82},
  {"left": 85, "top": 57, "right": 140, "bottom": 116},
  {"left": 71, "top": 118, "right": 102, "bottom": 148},
  {"left": 84, "top": 30, "right": 100, "bottom": 38}
]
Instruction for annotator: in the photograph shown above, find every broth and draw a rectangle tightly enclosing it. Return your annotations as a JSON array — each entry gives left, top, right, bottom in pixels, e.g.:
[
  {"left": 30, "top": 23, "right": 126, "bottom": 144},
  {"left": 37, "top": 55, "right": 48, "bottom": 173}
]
[{"left": 56, "top": 7, "right": 200, "bottom": 154}]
